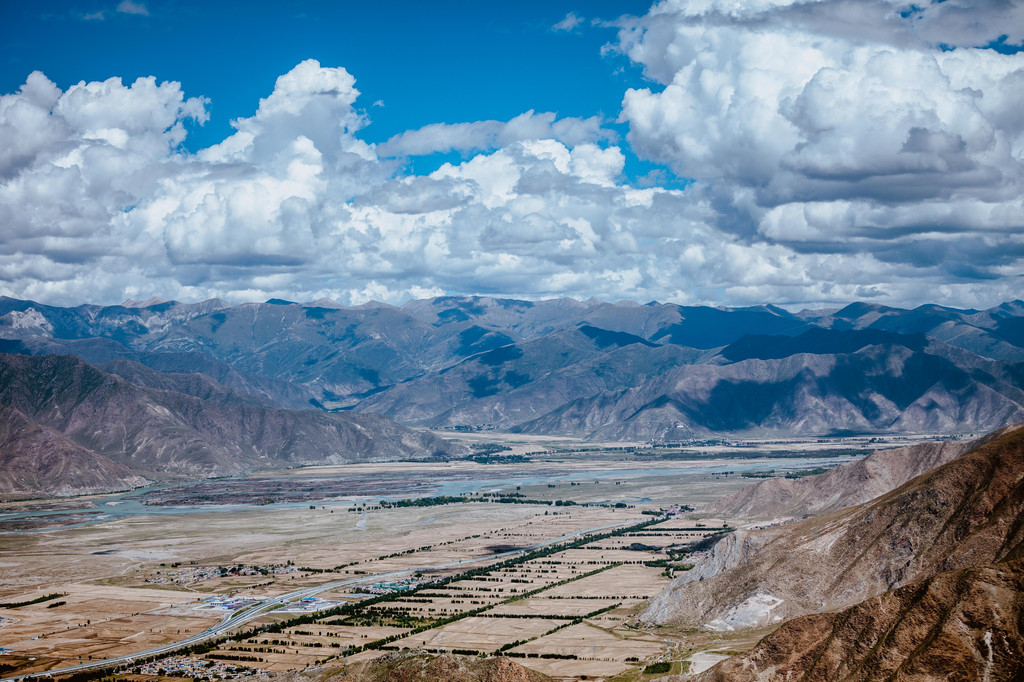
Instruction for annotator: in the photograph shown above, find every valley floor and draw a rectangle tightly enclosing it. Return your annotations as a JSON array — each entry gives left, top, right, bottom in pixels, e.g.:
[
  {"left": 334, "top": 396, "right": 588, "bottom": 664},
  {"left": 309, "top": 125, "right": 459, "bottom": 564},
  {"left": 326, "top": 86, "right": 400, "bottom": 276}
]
[{"left": 0, "top": 438, "right": 949, "bottom": 681}]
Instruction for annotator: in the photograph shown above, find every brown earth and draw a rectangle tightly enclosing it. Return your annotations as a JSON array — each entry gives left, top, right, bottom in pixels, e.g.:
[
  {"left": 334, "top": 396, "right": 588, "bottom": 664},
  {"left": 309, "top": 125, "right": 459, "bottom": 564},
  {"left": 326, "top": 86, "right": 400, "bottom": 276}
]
[
  {"left": 262, "top": 650, "right": 551, "bottom": 682},
  {"left": 0, "top": 353, "right": 461, "bottom": 492},
  {"left": 0, "top": 405, "right": 149, "bottom": 496},
  {"left": 703, "top": 428, "right": 1021, "bottom": 520},
  {"left": 642, "top": 423, "right": 1024, "bottom": 630},
  {"left": 695, "top": 559, "right": 1024, "bottom": 682}
]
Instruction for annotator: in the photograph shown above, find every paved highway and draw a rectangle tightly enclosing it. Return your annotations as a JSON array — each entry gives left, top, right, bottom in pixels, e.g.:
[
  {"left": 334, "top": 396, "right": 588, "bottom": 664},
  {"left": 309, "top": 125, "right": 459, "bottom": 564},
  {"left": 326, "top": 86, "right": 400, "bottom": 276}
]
[{"left": 3, "top": 520, "right": 633, "bottom": 680}]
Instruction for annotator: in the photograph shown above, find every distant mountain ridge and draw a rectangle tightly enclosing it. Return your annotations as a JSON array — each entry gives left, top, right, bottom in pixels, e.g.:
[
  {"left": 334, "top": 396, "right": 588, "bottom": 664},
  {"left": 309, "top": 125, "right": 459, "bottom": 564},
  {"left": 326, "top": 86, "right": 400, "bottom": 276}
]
[
  {"left": 2, "top": 295, "right": 1024, "bottom": 439},
  {"left": 0, "top": 405, "right": 149, "bottom": 496},
  {"left": 0, "top": 353, "right": 460, "bottom": 495}
]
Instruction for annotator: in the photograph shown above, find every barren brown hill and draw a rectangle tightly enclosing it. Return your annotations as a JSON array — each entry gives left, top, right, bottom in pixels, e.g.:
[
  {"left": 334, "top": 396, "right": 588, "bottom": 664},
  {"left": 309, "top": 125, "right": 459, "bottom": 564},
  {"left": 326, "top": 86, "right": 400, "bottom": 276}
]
[
  {"left": 695, "top": 559, "right": 1024, "bottom": 682},
  {"left": 0, "top": 406, "right": 149, "bottom": 496},
  {"left": 642, "top": 423, "right": 1024, "bottom": 630},
  {"left": 0, "top": 353, "right": 461, "bottom": 490},
  {"left": 263, "top": 650, "right": 550, "bottom": 682},
  {"left": 705, "top": 427, "right": 1022, "bottom": 519}
]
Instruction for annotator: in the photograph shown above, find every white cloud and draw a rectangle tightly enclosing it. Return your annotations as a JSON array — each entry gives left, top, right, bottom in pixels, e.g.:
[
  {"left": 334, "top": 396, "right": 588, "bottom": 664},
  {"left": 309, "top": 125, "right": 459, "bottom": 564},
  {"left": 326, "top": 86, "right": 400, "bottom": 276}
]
[
  {"left": 116, "top": 0, "right": 149, "bottom": 16},
  {"left": 553, "top": 12, "right": 584, "bottom": 31},
  {"left": 0, "top": 35, "right": 1021, "bottom": 312},
  {"left": 0, "top": 70, "right": 207, "bottom": 266},
  {"left": 377, "top": 110, "right": 615, "bottom": 158},
  {"left": 615, "top": 0, "right": 1024, "bottom": 294}
]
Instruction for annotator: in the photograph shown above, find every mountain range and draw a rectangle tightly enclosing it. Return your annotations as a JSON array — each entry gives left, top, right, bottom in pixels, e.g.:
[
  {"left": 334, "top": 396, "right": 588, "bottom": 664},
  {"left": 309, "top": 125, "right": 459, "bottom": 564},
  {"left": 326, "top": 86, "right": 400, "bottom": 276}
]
[
  {"left": 3, "top": 295, "right": 1024, "bottom": 441},
  {"left": 0, "top": 353, "right": 459, "bottom": 496}
]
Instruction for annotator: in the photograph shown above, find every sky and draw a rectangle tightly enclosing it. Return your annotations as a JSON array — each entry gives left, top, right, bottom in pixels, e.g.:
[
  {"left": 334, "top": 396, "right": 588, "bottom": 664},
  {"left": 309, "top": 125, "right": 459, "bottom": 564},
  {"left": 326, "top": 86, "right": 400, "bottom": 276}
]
[{"left": 0, "top": 0, "right": 1022, "bottom": 310}]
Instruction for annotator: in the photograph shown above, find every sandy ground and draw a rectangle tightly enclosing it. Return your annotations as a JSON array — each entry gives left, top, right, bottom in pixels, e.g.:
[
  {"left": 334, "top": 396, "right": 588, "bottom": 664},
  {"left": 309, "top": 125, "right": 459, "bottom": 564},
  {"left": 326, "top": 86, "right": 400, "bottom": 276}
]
[
  {"left": 0, "top": 503, "right": 656, "bottom": 676},
  {"left": 518, "top": 657, "right": 634, "bottom": 680},
  {"left": 511, "top": 622, "right": 665, "bottom": 661},
  {"left": 0, "top": 452, "right": 852, "bottom": 679},
  {"left": 396, "top": 616, "right": 559, "bottom": 652},
  {"left": 688, "top": 652, "right": 731, "bottom": 674}
]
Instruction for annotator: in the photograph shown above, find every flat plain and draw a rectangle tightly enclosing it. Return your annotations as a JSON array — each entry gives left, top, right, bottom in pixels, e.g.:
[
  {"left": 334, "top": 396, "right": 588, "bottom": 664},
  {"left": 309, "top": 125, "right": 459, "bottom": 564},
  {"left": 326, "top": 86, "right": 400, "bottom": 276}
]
[{"left": 0, "top": 437, "right": 916, "bottom": 680}]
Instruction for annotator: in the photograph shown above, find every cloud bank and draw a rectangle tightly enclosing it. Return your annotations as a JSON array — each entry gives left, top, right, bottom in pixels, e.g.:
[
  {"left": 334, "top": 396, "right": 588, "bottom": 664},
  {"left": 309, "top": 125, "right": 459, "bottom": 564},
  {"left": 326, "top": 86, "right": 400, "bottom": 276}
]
[
  {"left": 1, "top": 0, "right": 1022, "bottom": 309},
  {"left": 616, "top": 0, "right": 1024, "bottom": 300}
]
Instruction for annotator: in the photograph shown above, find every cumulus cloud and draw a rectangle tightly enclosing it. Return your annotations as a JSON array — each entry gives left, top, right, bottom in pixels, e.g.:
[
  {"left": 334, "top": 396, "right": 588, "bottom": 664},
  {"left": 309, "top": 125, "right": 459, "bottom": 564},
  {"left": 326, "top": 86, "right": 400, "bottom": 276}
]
[
  {"left": 0, "top": 30, "right": 1022, "bottom": 312},
  {"left": 377, "top": 110, "right": 615, "bottom": 158},
  {"left": 616, "top": 0, "right": 1024, "bottom": 295},
  {"left": 0, "top": 70, "right": 207, "bottom": 272}
]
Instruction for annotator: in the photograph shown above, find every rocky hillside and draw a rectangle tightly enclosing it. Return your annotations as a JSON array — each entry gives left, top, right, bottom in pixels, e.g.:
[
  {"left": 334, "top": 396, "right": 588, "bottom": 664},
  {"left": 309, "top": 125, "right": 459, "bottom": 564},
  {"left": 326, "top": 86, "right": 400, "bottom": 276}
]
[
  {"left": 0, "top": 353, "right": 460, "bottom": 493},
  {"left": 641, "top": 424, "right": 1024, "bottom": 630},
  {"left": 0, "top": 406, "right": 149, "bottom": 496},
  {"left": 2, "top": 295, "right": 1024, "bottom": 439},
  {"left": 704, "top": 427, "right": 1022, "bottom": 519},
  {"left": 695, "top": 559, "right": 1024, "bottom": 682},
  {"left": 263, "top": 650, "right": 550, "bottom": 682}
]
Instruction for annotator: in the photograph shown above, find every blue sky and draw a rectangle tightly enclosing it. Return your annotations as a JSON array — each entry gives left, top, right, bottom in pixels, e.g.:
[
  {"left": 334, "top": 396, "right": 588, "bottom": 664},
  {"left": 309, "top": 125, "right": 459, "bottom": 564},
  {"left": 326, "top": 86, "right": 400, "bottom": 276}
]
[
  {"left": 0, "top": 0, "right": 1022, "bottom": 309},
  {"left": 1, "top": 1, "right": 659, "bottom": 175}
]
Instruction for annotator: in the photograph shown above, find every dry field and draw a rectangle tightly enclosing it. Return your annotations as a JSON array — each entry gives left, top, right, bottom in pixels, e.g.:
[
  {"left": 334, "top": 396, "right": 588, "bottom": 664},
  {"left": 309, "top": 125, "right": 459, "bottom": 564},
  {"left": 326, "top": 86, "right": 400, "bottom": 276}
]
[
  {"left": 2, "top": 501, "right": 693, "bottom": 678},
  {"left": 188, "top": 518, "right": 709, "bottom": 680},
  {"left": 397, "top": 615, "right": 559, "bottom": 652},
  {"left": 540, "top": 565, "right": 667, "bottom": 600},
  {"left": 0, "top": 449, "right": 812, "bottom": 680},
  {"left": 509, "top": 622, "right": 663, "bottom": 659}
]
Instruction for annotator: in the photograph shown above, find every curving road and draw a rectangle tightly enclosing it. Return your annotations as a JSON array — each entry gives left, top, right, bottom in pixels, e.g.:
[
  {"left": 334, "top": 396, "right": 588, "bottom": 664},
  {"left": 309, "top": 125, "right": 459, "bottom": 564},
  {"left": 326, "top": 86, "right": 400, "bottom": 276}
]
[{"left": 3, "top": 521, "right": 632, "bottom": 680}]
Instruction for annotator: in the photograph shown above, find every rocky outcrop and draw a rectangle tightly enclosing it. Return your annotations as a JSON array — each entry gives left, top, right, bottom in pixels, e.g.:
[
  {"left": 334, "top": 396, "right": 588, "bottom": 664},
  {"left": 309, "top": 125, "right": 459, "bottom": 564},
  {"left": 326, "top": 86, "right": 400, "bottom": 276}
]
[
  {"left": 705, "top": 427, "right": 1023, "bottom": 519},
  {"left": 695, "top": 559, "right": 1024, "bottom": 682},
  {"left": 642, "top": 424, "right": 1024, "bottom": 630}
]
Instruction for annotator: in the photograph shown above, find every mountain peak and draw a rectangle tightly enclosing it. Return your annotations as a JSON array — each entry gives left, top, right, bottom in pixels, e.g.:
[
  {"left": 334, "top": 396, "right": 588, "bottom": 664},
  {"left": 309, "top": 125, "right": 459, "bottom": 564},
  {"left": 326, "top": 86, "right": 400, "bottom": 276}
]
[
  {"left": 307, "top": 297, "right": 345, "bottom": 308},
  {"left": 122, "top": 296, "right": 171, "bottom": 308}
]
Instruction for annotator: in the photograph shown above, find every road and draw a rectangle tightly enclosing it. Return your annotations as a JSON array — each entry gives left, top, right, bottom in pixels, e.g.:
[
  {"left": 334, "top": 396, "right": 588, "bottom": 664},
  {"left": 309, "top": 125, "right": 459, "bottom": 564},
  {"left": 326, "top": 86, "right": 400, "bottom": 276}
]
[{"left": 3, "top": 520, "right": 633, "bottom": 680}]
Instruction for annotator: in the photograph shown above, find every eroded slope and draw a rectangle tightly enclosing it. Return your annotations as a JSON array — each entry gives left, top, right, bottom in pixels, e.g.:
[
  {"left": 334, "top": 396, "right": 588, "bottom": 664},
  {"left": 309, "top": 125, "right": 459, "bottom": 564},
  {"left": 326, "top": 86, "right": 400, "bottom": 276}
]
[
  {"left": 705, "top": 426, "right": 1022, "bottom": 519},
  {"left": 695, "top": 559, "right": 1024, "bottom": 682},
  {"left": 642, "top": 425, "right": 1024, "bottom": 630}
]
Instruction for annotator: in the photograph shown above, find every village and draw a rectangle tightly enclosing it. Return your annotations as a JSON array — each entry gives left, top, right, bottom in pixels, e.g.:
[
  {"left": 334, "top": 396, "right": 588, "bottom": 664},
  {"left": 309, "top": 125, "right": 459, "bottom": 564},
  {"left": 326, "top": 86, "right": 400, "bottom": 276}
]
[{"left": 146, "top": 564, "right": 296, "bottom": 586}]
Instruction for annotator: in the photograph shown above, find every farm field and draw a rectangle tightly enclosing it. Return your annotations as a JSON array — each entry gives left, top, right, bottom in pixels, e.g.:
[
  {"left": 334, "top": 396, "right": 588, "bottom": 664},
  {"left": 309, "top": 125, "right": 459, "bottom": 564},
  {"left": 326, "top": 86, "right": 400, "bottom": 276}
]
[
  {"left": 190, "top": 517, "right": 719, "bottom": 680},
  {"left": 0, "top": 446, "right": 865, "bottom": 680}
]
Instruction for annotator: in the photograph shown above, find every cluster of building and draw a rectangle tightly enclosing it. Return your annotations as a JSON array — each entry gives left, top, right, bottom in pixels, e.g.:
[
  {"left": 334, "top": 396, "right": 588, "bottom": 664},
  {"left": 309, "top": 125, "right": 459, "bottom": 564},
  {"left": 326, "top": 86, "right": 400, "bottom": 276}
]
[
  {"left": 662, "top": 504, "right": 692, "bottom": 517},
  {"left": 195, "top": 595, "right": 261, "bottom": 611},
  {"left": 146, "top": 564, "right": 294, "bottom": 585},
  {"left": 132, "top": 656, "right": 258, "bottom": 679},
  {"left": 275, "top": 596, "right": 343, "bottom": 613}
]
